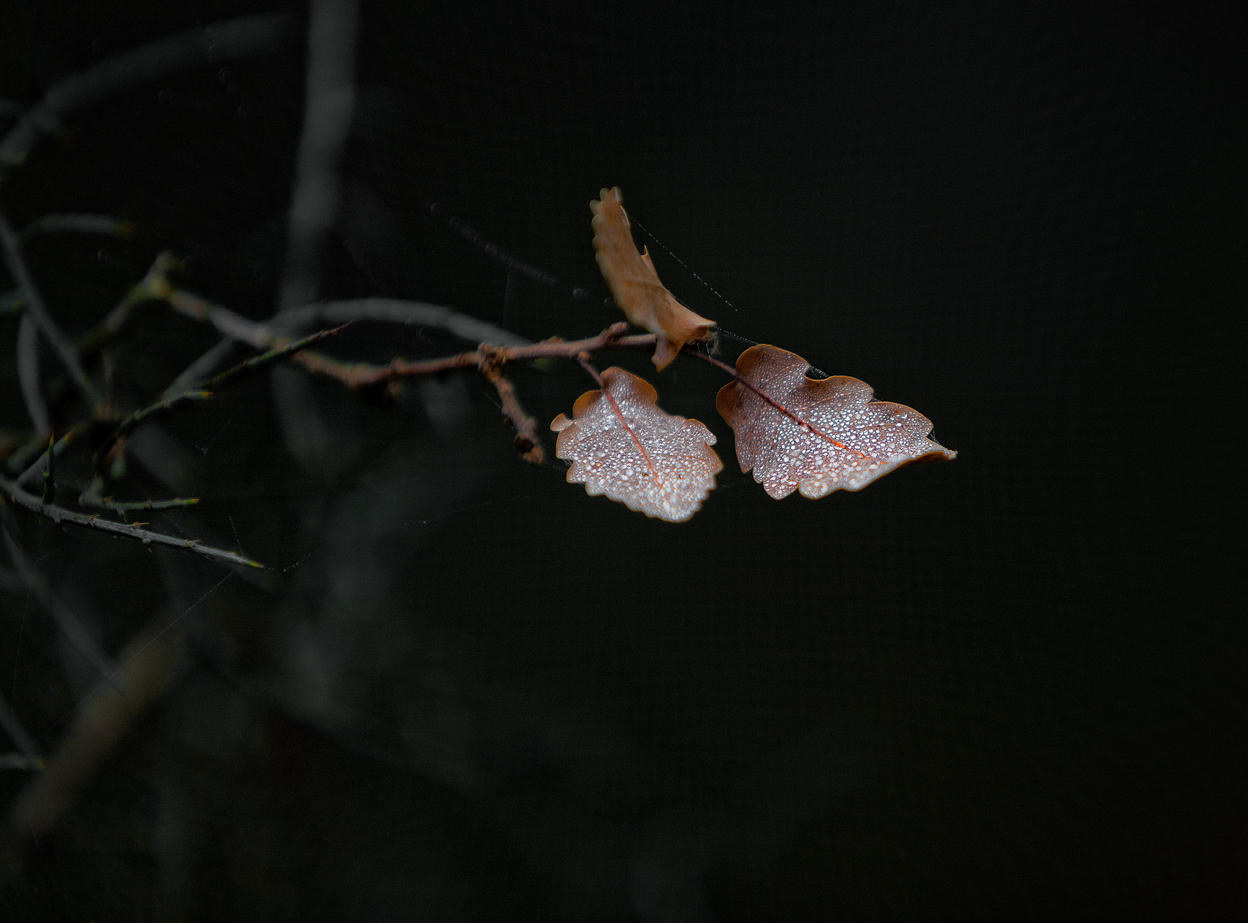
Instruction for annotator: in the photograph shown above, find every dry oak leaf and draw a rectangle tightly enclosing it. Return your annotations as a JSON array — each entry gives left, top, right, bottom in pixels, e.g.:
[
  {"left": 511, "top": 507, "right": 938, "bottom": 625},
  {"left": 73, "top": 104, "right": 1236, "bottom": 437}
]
[
  {"left": 590, "top": 186, "right": 715, "bottom": 370},
  {"left": 716, "top": 344, "right": 956, "bottom": 500},
  {"left": 551, "top": 367, "right": 723, "bottom": 522}
]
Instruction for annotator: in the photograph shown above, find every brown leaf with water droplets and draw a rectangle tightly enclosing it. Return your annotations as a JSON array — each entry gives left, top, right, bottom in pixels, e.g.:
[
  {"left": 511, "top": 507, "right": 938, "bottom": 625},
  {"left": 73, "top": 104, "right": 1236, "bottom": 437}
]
[
  {"left": 716, "top": 345, "right": 956, "bottom": 500},
  {"left": 590, "top": 187, "right": 715, "bottom": 369},
  {"left": 551, "top": 367, "right": 722, "bottom": 522}
]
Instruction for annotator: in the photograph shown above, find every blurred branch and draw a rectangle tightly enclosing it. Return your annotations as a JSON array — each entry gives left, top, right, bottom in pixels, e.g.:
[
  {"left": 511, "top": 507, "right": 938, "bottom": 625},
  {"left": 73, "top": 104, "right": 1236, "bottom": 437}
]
[
  {"left": 4, "top": 610, "right": 186, "bottom": 848},
  {"left": 275, "top": 297, "right": 531, "bottom": 345},
  {"left": 0, "top": 14, "right": 295, "bottom": 176},
  {"left": 2, "top": 521, "right": 117, "bottom": 682},
  {"left": 0, "top": 208, "right": 100, "bottom": 409},
  {"left": 0, "top": 754, "right": 42, "bottom": 772},
  {"left": 0, "top": 690, "right": 41, "bottom": 770},
  {"left": 15, "top": 314, "right": 49, "bottom": 436},
  {"left": 277, "top": 0, "right": 359, "bottom": 311},
  {"left": 19, "top": 213, "right": 135, "bottom": 241}
]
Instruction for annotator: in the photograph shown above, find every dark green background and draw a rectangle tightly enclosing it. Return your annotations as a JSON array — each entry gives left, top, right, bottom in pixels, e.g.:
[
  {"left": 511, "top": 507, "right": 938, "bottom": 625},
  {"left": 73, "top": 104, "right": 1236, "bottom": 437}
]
[{"left": 2, "top": 2, "right": 1243, "bottom": 918}]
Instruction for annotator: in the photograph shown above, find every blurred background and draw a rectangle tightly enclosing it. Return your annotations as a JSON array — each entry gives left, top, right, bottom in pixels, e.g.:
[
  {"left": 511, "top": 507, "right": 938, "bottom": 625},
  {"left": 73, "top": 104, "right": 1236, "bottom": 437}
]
[{"left": 1, "top": 1, "right": 1244, "bottom": 919}]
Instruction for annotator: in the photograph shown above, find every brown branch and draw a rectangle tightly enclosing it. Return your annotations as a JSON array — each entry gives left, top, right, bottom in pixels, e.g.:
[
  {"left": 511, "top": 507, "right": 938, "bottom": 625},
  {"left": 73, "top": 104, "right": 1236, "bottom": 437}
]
[{"left": 479, "top": 354, "right": 544, "bottom": 464}]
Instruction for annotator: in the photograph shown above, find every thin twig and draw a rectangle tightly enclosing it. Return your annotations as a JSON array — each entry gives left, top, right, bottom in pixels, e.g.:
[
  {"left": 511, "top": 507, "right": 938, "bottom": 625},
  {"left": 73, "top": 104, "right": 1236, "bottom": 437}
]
[
  {"left": 201, "top": 322, "right": 350, "bottom": 388},
  {"left": 77, "top": 490, "right": 200, "bottom": 513},
  {"left": 109, "top": 323, "right": 350, "bottom": 444},
  {"left": 1, "top": 477, "right": 263, "bottom": 568}
]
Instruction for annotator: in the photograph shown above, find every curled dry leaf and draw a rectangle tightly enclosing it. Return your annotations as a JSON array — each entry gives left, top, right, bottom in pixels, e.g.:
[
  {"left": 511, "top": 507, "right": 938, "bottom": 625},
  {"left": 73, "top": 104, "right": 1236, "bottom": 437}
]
[
  {"left": 590, "top": 187, "right": 715, "bottom": 369},
  {"left": 716, "top": 344, "right": 956, "bottom": 500},
  {"left": 551, "top": 367, "right": 722, "bottom": 522}
]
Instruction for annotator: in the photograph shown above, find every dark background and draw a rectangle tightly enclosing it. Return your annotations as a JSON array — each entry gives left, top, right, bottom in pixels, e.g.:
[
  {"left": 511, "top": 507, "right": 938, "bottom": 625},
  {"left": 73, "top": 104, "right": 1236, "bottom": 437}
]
[{"left": 2, "top": 2, "right": 1244, "bottom": 919}]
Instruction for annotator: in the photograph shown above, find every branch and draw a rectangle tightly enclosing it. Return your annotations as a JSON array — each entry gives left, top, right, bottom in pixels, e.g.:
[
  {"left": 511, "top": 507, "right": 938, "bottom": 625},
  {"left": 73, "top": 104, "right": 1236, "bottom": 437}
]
[
  {"left": 277, "top": 0, "right": 359, "bottom": 311},
  {"left": 1, "top": 476, "right": 264, "bottom": 568},
  {"left": 19, "top": 213, "right": 134, "bottom": 241},
  {"left": 109, "top": 323, "right": 350, "bottom": 443},
  {"left": 2, "top": 522, "right": 117, "bottom": 684},
  {"left": 77, "top": 486, "right": 200, "bottom": 513},
  {"left": 4, "top": 611, "right": 186, "bottom": 847},
  {"left": 479, "top": 356, "right": 544, "bottom": 464},
  {"left": 304, "top": 322, "right": 654, "bottom": 390},
  {"left": 107, "top": 253, "right": 533, "bottom": 390},
  {"left": 10, "top": 425, "right": 85, "bottom": 489},
  {"left": 274, "top": 297, "right": 531, "bottom": 345},
  {"left": 15, "top": 314, "right": 49, "bottom": 435}
]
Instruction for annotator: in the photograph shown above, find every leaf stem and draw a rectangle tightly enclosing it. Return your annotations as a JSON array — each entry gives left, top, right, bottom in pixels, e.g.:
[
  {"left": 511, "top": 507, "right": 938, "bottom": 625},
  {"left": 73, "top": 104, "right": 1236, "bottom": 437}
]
[{"left": 688, "top": 349, "right": 864, "bottom": 457}]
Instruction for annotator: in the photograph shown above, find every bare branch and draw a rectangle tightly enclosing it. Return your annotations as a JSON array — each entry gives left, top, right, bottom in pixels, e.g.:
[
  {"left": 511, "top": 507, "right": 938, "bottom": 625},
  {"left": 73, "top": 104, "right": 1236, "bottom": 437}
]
[
  {"left": 77, "top": 488, "right": 200, "bottom": 513},
  {"left": 2, "top": 476, "right": 264, "bottom": 569},
  {"left": 109, "top": 323, "right": 350, "bottom": 444}
]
